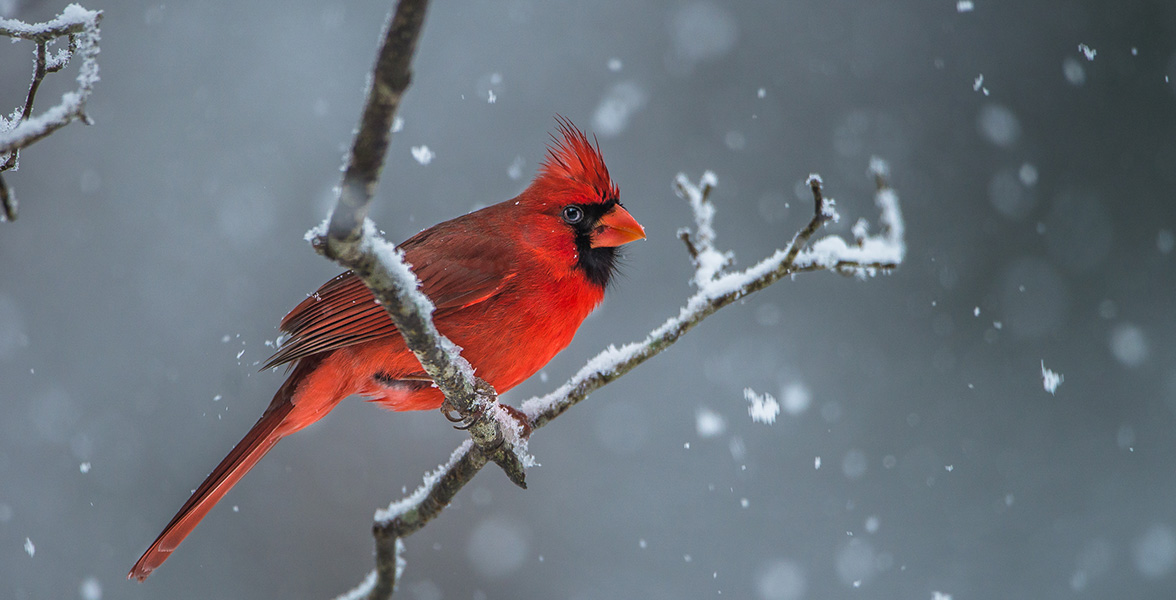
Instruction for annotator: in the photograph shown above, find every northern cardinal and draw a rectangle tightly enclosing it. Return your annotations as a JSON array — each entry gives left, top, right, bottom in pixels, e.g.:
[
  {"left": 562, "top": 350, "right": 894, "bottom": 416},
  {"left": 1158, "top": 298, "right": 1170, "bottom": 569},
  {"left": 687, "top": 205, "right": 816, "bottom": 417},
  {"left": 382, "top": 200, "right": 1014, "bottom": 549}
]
[{"left": 128, "top": 120, "right": 644, "bottom": 581}]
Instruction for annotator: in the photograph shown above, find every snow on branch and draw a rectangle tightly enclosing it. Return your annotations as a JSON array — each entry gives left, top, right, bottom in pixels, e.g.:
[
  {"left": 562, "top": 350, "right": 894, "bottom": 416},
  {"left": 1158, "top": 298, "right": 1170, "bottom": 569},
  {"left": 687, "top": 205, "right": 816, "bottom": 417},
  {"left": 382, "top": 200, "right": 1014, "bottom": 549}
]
[
  {"left": 0, "top": 4, "right": 102, "bottom": 221},
  {"left": 792, "top": 158, "right": 905, "bottom": 277},
  {"left": 318, "top": 3, "right": 905, "bottom": 597},
  {"left": 339, "top": 161, "right": 906, "bottom": 598},
  {"left": 305, "top": 1, "right": 530, "bottom": 596},
  {"left": 674, "top": 170, "right": 731, "bottom": 285}
]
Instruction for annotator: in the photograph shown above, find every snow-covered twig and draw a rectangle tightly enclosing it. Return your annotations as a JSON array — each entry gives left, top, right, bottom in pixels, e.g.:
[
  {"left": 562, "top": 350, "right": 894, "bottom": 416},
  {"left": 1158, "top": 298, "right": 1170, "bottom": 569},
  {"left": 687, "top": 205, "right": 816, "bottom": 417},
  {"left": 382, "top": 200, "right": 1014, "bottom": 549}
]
[
  {"left": 0, "top": 4, "right": 102, "bottom": 221},
  {"left": 339, "top": 163, "right": 906, "bottom": 598},
  {"left": 791, "top": 158, "right": 905, "bottom": 278},
  {"left": 674, "top": 170, "right": 731, "bottom": 285}
]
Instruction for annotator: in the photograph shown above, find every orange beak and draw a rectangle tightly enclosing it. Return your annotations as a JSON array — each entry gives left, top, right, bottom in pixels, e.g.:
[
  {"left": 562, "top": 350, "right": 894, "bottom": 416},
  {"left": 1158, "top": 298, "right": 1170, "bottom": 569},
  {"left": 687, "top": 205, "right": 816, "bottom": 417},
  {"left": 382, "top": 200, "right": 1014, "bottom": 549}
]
[{"left": 590, "top": 205, "right": 646, "bottom": 248}]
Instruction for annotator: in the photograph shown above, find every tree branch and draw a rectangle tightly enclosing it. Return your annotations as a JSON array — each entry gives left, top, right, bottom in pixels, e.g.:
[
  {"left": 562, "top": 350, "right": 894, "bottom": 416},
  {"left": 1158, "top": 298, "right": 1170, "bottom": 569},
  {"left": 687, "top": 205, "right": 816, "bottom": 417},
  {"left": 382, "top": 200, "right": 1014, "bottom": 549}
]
[
  {"left": 335, "top": 163, "right": 905, "bottom": 598},
  {"left": 0, "top": 4, "right": 102, "bottom": 221},
  {"left": 303, "top": 1, "right": 530, "bottom": 596},
  {"left": 312, "top": 2, "right": 905, "bottom": 597}
]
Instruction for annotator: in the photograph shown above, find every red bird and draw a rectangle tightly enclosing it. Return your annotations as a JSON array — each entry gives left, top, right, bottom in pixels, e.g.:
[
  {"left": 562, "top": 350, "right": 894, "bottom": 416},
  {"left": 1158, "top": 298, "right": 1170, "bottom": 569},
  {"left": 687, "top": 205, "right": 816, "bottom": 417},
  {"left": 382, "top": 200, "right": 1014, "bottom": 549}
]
[{"left": 128, "top": 121, "right": 644, "bottom": 581}]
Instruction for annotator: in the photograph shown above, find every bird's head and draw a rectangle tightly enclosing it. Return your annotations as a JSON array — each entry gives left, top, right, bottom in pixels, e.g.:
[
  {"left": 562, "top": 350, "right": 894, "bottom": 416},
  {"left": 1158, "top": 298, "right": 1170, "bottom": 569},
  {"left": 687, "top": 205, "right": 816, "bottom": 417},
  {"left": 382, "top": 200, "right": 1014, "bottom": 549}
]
[{"left": 519, "top": 118, "right": 645, "bottom": 288}]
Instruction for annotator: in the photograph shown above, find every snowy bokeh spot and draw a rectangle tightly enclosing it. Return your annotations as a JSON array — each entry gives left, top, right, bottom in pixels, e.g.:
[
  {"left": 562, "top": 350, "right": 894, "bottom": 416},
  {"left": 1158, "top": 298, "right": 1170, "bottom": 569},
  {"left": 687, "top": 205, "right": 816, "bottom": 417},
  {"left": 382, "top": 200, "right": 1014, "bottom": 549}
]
[
  {"left": 780, "top": 382, "right": 811, "bottom": 416},
  {"left": 79, "top": 577, "right": 102, "bottom": 600},
  {"left": 24, "top": 537, "right": 34, "bottom": 557},
  {"left": 1019, "top": 163, "right": 1039, "bottom": 186},
  {"left": 1157, "top": 229, "right": 1174, "bottom": 254},
  {"left": 865, "top": 516, "right": 880, "bottom": 533},
  {"left": 507, "top": 155, "right": 525, "bottom": 180},
  {"left": 1063, "top": 57, "right": 1086, "bottom": 86},
  {"left": 607, "top": 57, "right": 623, "bottom": 72},
  {"left": 466, "top": 517, "right": 528, "bottom": 578},
  {"left": 1133, "top": 524, "right": 1176, "bottom": 578},
  {"left": 756, "top": 559, "right": 806, "bottom": 600},
  {"left": 695, "top": 407, "right": 726, "bottom": 438},
  {"left": 1109, "top": 323, "right": 1149, "bottom": 368},
  {"left": 842, "top": 449, "right": 868, "bottom": 480},
  {"left": 594, "top": 400, "right": 649, "bottom": 454},
  {"left": 988, "top": 168, "right": 1036, "bottom": 221},
  {"left": 724, "top": 130, "right": 747, "bottom": 150},
  {"left": 592, "top": 81, "right": 647, "bottom": 138},
  {"left": 0, "top": 293, "right": 28, "bottom": 361},
  {"left": 835, "top": 539, "right": 876, "bottom": 586},
  {"left": 669, "top": 1, "right": 738, "bottom": 68},
  {"left": 997, "top": 257, "right": 1070, "bottom": 339},
  {"left": 1045, "top": 190, "right": 1112, "bottom": 273},
  {"left": 977, "top": 104, "right": 1021, "bottom": 147}
]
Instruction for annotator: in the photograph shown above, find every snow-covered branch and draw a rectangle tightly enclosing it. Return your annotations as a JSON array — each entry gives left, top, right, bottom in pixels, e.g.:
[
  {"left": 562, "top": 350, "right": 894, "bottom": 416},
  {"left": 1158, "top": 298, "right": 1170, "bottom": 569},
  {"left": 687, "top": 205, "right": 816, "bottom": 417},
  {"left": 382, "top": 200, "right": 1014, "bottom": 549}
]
[
  {"left": 344, "top": 164, "right": 906, "bottom": 599},
  {"left": 307, "top": 1, "right": 529, "bottom": 596},
  {"left": 0, "top": 4, "right": 102, "bottom": 221}
]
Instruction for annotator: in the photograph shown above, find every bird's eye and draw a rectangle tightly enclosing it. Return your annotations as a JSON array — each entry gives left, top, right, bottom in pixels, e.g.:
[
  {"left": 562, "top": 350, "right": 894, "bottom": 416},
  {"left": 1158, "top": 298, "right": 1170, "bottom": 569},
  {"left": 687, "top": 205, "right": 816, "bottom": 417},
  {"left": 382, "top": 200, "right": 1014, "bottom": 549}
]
[{"left": 561, "top": 205, "right": 584, "bottom": 224}]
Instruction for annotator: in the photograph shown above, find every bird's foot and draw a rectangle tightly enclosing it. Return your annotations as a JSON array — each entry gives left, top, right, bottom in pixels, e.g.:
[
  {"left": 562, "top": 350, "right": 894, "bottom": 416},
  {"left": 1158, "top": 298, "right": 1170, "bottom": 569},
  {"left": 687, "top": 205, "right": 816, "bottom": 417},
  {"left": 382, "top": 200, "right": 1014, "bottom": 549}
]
[{"left": 440, "top": 397, "right": 484, "bottom": 430}]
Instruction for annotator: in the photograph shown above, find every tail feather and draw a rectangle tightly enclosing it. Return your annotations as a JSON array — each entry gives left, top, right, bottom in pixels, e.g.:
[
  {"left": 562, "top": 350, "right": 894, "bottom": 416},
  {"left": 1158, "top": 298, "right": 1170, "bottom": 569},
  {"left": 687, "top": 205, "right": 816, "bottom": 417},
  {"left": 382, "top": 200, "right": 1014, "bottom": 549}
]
[{"left": 127, "top": 399, "right": 293, "bottom": 581}]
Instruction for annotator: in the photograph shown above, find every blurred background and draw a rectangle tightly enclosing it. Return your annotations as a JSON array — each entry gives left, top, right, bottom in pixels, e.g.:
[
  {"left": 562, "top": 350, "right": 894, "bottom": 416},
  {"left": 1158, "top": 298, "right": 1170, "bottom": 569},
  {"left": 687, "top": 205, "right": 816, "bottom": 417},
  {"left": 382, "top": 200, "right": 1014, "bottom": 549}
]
[{"left": 2, "top": 0, "right": 1175, "bottom": 598}]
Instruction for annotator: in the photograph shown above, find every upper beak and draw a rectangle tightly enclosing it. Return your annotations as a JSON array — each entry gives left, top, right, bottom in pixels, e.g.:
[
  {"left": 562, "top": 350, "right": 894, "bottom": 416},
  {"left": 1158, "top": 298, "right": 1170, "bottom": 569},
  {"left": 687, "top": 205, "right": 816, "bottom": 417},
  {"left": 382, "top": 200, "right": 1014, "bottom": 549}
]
[{"left": 590, "top": 205, "right": 646, "bottom": 248}]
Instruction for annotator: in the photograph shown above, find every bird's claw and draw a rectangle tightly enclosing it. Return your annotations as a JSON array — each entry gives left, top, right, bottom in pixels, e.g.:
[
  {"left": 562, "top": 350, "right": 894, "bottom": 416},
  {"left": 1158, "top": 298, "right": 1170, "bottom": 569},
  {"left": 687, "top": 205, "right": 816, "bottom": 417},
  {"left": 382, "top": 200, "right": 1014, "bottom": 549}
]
[{"left": 440, "top": 398, "right": 485, "bottom": 430}]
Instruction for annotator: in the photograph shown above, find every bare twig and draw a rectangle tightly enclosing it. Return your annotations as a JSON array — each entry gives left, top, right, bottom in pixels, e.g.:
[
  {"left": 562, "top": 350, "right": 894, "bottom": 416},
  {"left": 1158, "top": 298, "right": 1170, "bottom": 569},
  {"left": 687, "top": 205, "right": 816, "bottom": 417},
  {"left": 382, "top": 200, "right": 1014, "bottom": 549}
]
[{"left": 0, "top": 4, "right": 102, "bottom": 221}]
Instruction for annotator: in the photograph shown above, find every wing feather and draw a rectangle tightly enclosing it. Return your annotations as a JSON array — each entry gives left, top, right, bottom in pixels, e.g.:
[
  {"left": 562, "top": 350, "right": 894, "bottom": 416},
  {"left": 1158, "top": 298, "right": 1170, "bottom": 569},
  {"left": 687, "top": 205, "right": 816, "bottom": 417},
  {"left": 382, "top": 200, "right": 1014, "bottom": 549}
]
[{"left": 262, "top": 223, "right": 516, "bottom": 370}]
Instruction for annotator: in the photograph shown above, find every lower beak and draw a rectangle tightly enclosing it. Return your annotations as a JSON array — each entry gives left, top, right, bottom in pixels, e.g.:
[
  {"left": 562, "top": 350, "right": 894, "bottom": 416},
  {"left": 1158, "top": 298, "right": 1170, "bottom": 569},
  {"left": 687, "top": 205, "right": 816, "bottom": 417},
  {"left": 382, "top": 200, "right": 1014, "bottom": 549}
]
[{"left": 590, "top": 205, "right": 646, "bottom": 248}]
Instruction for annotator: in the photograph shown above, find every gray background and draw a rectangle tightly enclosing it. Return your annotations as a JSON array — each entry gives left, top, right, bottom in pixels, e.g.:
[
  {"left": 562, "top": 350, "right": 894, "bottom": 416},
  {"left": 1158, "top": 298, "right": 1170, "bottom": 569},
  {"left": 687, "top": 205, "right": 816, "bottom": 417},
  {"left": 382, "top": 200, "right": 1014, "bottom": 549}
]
[{"left": 3, "top": 1, "right": 1176, "bottom": 599}]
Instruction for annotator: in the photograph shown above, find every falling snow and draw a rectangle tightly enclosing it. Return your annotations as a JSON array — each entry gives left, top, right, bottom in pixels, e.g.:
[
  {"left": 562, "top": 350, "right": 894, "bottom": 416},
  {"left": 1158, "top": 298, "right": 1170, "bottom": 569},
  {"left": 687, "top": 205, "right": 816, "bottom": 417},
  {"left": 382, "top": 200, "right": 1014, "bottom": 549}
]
[
  {"left": 1041, "top": 360, "right": 1064, "bottom": 395},
  {"left": 744, "top": 388, "right": 780, "bottom": 424},
  {"left": 411, "top": 145, "right": 435, "bottom": 165}
]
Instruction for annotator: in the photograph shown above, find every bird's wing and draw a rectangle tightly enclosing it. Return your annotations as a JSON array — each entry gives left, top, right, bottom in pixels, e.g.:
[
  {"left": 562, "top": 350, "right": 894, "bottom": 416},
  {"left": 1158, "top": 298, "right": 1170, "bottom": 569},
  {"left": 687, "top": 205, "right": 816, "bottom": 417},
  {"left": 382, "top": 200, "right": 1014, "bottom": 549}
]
[{"left": 261, "top": 227, "right": 516, "bottom": 370}]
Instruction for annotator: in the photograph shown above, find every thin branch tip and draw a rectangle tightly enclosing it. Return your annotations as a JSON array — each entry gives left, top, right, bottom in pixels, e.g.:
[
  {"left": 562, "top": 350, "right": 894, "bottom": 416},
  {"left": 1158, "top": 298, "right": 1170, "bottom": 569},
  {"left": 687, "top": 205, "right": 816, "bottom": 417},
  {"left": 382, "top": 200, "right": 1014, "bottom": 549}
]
[{"left": 1, "top": 5, "right": 102, "bottom": 222}]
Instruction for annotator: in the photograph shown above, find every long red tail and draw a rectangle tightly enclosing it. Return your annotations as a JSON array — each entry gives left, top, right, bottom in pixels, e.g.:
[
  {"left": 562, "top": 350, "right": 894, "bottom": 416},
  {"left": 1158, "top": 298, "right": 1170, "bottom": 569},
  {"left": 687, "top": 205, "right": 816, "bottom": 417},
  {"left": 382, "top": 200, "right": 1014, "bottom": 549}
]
[{"left": 128, "top": 362, "right": 312, "bottom": 581}]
